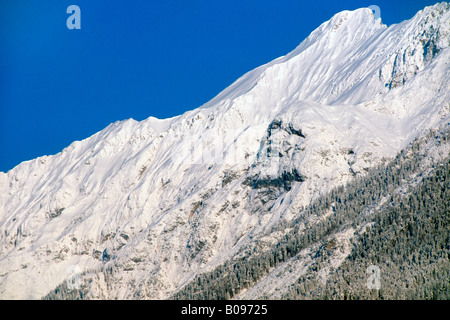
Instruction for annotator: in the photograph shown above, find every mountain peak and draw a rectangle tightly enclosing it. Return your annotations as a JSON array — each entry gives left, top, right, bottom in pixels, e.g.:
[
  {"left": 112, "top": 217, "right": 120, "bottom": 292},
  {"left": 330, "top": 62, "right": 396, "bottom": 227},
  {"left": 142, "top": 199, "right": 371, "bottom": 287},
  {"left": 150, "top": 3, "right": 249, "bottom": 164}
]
[
  {"left": 310, "top": 7, "right": 384, "bottom": 35},
  {"left": 329, "top": 7, "right": 383, "bottom": 28}
]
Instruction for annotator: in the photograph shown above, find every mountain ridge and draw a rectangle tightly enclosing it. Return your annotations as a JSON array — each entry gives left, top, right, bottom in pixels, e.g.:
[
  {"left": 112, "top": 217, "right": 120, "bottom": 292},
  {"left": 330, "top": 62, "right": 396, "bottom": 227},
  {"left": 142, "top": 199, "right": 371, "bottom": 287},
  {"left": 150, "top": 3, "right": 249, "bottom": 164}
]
[{"left": 0, "top": 3, "right": 449, "bottom": 299}]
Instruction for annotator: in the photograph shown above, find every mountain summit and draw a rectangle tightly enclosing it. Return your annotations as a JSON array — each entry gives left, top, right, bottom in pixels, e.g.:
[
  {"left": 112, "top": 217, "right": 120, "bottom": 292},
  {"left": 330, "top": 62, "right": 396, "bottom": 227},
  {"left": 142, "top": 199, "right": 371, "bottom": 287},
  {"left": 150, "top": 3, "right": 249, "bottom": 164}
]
[{"left": 0, "top": 3, "right": 449, "bottom": 299}]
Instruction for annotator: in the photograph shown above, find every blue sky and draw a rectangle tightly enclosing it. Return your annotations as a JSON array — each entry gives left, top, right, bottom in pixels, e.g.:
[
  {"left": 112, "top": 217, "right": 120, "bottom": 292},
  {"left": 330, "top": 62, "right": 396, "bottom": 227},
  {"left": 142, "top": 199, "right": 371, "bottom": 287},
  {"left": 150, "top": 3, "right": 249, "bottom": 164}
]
[{"left": 0, "top": 0, "right": 439, "bottom": 172}]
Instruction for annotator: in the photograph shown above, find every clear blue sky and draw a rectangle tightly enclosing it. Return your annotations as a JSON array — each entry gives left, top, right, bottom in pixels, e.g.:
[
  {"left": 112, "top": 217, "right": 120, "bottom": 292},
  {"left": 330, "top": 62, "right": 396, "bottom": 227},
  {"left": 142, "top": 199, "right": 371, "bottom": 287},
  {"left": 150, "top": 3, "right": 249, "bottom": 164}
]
[{"left": 0, "top": 0, "right": 440, "bottom": 172}]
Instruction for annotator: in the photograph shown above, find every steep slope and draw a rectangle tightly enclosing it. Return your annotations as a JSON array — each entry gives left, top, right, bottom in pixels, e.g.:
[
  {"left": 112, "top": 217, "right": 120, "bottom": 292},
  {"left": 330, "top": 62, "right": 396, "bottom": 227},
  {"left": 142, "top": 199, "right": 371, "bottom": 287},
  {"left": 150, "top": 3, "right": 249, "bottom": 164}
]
[
  {"left": 1, "top": 3, "right": 449, "bottom": 299},
  {"left": 232, "top": 128, "right": 449, "bottom": 300}
]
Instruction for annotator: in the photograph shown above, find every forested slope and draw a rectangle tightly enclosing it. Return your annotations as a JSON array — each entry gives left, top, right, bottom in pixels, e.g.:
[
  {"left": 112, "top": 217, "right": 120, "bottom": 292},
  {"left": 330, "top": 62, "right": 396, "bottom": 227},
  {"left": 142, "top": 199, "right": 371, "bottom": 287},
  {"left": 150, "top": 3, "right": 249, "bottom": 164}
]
[{"left": 172, "top": 127, "right": 449, "bottom": 300}]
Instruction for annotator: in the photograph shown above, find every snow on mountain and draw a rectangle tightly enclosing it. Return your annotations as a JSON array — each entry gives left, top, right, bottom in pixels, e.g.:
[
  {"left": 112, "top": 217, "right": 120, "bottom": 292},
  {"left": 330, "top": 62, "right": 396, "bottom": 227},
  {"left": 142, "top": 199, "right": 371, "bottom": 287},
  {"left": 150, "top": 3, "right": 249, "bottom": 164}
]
[{"left": 0, "top": 3, "right": 449, "bottom": 299}]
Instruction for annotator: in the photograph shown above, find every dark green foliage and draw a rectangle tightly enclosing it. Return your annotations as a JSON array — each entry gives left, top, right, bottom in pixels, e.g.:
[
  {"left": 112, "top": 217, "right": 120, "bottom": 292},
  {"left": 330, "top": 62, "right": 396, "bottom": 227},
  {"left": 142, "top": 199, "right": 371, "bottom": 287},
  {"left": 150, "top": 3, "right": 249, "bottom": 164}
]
[
  {"left": 42, "top": 280, "right": 86, "bottom": 300},
  {"left": 284, "top": 157, "right": 449, "bottom": 300}
]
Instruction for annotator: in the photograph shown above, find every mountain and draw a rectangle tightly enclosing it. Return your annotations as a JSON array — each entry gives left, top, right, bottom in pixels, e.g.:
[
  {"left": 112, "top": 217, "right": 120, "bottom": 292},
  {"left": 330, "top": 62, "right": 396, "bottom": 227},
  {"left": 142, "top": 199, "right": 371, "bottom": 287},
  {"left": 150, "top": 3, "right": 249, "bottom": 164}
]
[{"left": 1, "top": 3, "right": 449, "bottom": 300}]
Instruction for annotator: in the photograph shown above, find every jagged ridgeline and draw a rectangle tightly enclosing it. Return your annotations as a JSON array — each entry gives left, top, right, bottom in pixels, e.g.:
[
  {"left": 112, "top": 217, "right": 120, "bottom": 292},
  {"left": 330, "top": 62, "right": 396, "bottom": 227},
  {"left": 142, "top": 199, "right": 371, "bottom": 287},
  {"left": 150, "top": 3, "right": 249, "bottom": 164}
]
[{"left": 171, "top": 127, "right": 449, "bottom": 300}]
